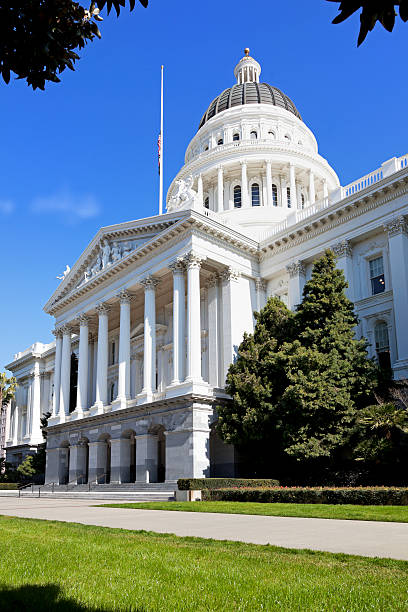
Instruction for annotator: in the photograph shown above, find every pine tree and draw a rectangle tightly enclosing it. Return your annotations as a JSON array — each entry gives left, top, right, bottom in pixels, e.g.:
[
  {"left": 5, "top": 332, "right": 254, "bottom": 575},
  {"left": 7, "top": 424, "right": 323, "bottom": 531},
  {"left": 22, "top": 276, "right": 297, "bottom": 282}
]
[{"left": 217, "top": 250, "right": 379, "bottom": 474}]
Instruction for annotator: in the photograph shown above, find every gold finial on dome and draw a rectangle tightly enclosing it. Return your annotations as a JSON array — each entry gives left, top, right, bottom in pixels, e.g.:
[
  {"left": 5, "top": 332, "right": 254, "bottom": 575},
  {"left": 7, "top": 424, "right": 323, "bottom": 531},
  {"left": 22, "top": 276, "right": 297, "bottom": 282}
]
[{"left": 244, "top": 48, "right": 250, "bottom": 57}]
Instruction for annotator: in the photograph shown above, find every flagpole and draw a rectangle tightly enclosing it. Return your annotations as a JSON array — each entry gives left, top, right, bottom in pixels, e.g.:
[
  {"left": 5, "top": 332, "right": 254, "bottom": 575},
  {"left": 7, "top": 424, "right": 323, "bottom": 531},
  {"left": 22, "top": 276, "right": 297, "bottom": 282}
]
[{"left": 159, "top": 65, "right": 164, "bottom": 215}]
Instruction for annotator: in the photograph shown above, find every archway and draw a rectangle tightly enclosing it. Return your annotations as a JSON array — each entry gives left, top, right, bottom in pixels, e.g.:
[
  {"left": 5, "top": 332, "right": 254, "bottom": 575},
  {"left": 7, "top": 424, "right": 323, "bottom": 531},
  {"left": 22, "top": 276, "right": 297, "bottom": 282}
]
[
  {"left": 156, "top": 426, "right": 166, "bottom": 483},
  {"left": 77, "top": 437, "right": 89, "bottom": 484},
  {"left": 98, "top": 434, "right": 111, "bottom": 484},
  {"left": 121, "top": 430, "right": 136, "bottom": 483},
  {"left": 209, "top": 425, "right": 235, "bottom": 477}
]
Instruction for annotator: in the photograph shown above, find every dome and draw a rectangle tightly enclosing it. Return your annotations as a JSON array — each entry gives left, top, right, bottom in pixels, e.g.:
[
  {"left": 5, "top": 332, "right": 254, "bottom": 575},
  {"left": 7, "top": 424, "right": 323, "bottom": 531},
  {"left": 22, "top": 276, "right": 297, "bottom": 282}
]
[{"left": 198, "top": 82, "right": 302, "bottom": 131}]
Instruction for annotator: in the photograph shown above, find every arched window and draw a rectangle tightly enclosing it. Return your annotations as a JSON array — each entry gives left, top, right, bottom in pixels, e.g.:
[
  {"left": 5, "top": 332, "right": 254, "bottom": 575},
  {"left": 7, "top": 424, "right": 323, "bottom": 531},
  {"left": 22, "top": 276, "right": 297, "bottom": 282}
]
[
  {"left": 375, "top": 322, "right": 391, "bottom": 370},
  {"left": 204, "top": 145, "right": 209, "bottom": 151},
  {"left": 250, "top": 131, "right": 257, "bottom": 140},
  {"left": 284, "top": 134, "right": 291, "bottom": 142},
  {"left": 272, "top": 184, "right": 278, "bottom": 207},
  {"left": 204, "top": 197, "right": 209, "bottom": 209},
  {"left": 286, "top": 187, "right": 291, "bottom": 208},
  {"left": 233, "top": 133, "right": 240, "bottom": 141},
  {"left": 110, "top": 383, "right": 115, "bottom": 403},
  {"left": 251, "top": 183, "right": 260, "bottom": 206},
  {"left": 301, "top": 193, "right": 305, "bottom": 209},
  {"left": 268, "top": 131, "right": 275, "bottom": 139},
  {"left": 233, "top": 185, "right": 242, "bottom": 208},
  {"left": 217, "top": 138, "right": 223, "bottom": 145}
]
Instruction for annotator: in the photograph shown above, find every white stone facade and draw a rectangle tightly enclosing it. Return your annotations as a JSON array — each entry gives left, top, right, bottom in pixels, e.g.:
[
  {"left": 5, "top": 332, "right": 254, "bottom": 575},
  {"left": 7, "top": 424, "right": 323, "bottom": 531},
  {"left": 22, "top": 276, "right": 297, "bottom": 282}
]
[{"left": 5, "top": 51, "right": 408, "bottom": 482}]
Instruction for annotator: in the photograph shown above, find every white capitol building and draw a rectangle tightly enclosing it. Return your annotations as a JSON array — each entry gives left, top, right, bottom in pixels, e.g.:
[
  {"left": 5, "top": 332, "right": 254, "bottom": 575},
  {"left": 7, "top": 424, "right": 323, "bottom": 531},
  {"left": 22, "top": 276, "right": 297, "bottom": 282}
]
[{"left": 4, "top": 50, "right": 408, "bottom": 486}]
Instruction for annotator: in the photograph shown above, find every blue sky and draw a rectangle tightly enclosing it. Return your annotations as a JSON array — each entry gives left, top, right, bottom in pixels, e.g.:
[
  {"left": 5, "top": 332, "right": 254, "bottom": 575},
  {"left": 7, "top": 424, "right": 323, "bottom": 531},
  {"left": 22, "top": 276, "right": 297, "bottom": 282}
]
[{"left": 1, "top": 0, "right": 407, "bottom": 371}]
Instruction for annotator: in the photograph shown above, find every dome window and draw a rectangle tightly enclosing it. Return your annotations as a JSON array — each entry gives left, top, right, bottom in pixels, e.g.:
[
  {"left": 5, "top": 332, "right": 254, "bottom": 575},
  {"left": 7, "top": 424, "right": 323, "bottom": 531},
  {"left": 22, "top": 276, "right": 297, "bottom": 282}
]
[
  {"left": 298, "top": 140, "right": 303, "bottom": 146},
  {"left": 204, "top": 197, "right": 210, "bottom": 209},
  {"left": 284, "top": 134, "right": 291, "bottom": 142},
  {"left": 272, "top": 184, "right": 278, "bottom": 206},
  {"left": 301, "top": 193, "right": 305, "bottom": 209},
  {"left": 204, "top": 145, "right": 209, "bottom": 151},
  {"left": 286, "top": 187, "right": 291, "bottom": 208},
  {"left": 217, "top": 138, "right": 223, "bottom": 145},
  {"left": 233, "top": 133, "right": 240, "bottom": 142},
  {"left": 250, "top": 131, "right": 258, "bottom": 140},
  {"left": 251, "top": 183, "right": 260, "bottom": 206},
  {"left": 268, "top": 131, "right": 275, "bottom": 139},
  {"left": 233, "top": 185, "right": 242, "bottom": 208}
]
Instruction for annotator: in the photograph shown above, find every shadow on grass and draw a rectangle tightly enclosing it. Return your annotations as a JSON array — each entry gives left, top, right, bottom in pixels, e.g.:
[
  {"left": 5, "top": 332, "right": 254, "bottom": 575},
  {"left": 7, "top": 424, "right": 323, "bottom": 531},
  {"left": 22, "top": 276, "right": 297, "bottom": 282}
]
[{"left": 0, "top": 583, "right": 146, "bottom": 611}]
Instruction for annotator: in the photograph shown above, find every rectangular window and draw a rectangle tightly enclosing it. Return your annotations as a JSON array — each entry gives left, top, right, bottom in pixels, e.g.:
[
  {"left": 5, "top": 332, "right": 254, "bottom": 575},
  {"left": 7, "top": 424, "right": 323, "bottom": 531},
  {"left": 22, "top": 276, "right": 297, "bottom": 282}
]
[
  {"left": 111, "top": 341, "right": 116, "bottom": 365},
  {"left": 369, "top": 256, "right": 385, "bottom": 295}
]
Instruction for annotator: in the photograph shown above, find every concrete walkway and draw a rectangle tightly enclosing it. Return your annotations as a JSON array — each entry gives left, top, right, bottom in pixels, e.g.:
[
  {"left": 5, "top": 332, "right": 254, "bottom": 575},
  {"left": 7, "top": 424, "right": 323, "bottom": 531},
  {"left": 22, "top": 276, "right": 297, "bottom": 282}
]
[{"left": 1, "top": 497, "right": 408, "bottom": 561}]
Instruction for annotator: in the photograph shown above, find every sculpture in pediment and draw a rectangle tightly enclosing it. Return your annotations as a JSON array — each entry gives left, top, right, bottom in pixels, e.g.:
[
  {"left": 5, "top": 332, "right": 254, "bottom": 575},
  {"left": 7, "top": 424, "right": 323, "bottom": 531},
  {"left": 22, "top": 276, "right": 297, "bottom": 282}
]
[{"left": 169, "top": 175, "right": 198, "bottom": 209}]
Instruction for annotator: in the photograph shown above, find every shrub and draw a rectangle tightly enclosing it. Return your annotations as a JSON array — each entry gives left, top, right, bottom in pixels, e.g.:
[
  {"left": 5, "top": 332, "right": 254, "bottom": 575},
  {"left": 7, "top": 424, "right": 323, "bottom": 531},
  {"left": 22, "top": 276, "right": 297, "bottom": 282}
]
[
  {"left": 177, "top": 478, "right": 279, "bottom": 491},
  {"left": 0, "top": 483, "right": 18, "bottom": 490},
  {"left": 202, "top": 487, "right": 408, "bottom": 505}
]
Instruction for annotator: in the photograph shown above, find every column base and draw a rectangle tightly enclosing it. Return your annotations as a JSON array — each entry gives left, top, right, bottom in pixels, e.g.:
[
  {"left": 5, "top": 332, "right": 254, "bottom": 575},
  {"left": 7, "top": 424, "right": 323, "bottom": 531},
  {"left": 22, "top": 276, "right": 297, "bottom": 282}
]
[
  {"left": 89, "top": 402, "right": 105, "bottom": 416},
  {"left": 111, "top": 396, "right": 129, "bottom": 411},
  {"left": 137, "top": 390, "right": 154, "bottom": 405},
  {"left": 70, "top": 408, "right": 84, "bottom": 421},
  {"left": 166, "top": 379, "right": 211, "bottom": 399}
]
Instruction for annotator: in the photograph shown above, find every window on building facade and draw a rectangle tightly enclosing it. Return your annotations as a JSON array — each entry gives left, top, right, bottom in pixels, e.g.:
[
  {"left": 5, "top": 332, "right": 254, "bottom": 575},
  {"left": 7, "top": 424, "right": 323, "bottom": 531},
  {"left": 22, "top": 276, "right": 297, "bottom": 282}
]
[
  {"left": 233, "top": 133, "right": 240, "bottom": 141},
  {"left": 272, "top": 184, "right": 278, "bottom": 206},
  {"left": 110, "top": 383, "right": 115, "bottom": 403},
  {"left": 217, "top": 138, "right": 223, "bottom": 145},
  {"left": 284, "top": 134, "right": 291, "bottom": 142},
  {"left": 111, "top": 341, "right": 116, "bottom": 365},
  {"left": 251, "top": 183, "right": 260, "bottom": 206},
  {"left": 369, "top": 256, "right": 385, "bottom": 295},
  {"left": 204, "top": 197, "right": 209, "bottom": 209},
  {"left": 233, "top": 185, "right": 242, "bottom": 208},
  {"left": 375, "top": 321, "right": 391, "bottom": 370},
  {"left": 268, "top": 131, "right": 275, "bottom": 139},
  {"left": 301, "top": 193, "right": 305, "bottom": 209},
  {"left": 250, "top": 131, "right": 258, "bottom": 140},
  {"left": 286, "top": 187, "right": 291, "bottom": 208}
]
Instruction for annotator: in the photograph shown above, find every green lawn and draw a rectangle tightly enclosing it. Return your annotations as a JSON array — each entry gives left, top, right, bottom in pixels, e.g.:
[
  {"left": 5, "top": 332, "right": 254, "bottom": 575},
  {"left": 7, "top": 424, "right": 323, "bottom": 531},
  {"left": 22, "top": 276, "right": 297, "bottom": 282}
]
[
  {"left": 1, "top": 516, "right": 408, "bottom": 611},
  {"left": 101, "top": 500, "right": 408, "bottom": 523}
]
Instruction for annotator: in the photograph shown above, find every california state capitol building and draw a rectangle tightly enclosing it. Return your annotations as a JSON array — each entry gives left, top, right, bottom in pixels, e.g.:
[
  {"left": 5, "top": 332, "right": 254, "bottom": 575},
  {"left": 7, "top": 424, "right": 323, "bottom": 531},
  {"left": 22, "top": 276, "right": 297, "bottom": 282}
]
[{"left": 4, "top": 50, "right": 408, "bottom": 487}]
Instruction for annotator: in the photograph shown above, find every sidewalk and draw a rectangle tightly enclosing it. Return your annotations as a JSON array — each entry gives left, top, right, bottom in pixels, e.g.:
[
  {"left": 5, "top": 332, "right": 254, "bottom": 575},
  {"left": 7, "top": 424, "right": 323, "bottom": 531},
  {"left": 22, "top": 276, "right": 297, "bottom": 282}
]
[{"left": 1, "top": 497, "right": 408, "bottom": 561}]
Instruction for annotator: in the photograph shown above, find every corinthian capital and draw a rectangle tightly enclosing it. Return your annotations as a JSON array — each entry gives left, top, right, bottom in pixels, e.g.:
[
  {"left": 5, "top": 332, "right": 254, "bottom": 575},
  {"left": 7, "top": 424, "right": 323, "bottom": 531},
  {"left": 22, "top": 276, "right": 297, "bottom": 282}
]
[
  {"left": 77, "top": 313, "right": 90, "bottom": 327},
  {"left": 117, "top": 289, "right": 132, "bottom": 304},
  {"left": 169, "top": 260, "right": 185, "bottom": 275},
  {"left": 220, "top": 267, "right": 241, "bottom": 282},
  {"left": 383, "top": 215, "right": 408, "bottom": 237},
  {"left": 52, "top": 327, "right": 63, "bottom": 339},
  {"left": 96, "top": 302, "right": 111, "bottom": 316},
  {"left": 255, "top": 278, "right": 267, "bottom": 292},
  {"left": 332, "top": 239, "right": 352, "bottom": 258},
  {"left": 140, "top": 275, "right": 160, "bottom": 290},
  {"left": 59, "top": 323, "right": 72, "bottom": 335},
  {"left": 184, "top": 252, "right": 203, "bottom": 270},
  {"left": 286, "top": 261, "right": 305, "bottom": 278}
]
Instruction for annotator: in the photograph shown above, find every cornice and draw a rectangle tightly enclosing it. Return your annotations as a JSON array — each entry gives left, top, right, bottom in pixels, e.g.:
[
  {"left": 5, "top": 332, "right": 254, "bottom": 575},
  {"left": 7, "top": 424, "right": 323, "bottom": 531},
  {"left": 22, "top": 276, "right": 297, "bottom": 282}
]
[
  {"left": 259, "top": 172, "right": 408, "bottom": 259},
  {"left": 355, "top": 289, "right": 393, "bottom": 310}
]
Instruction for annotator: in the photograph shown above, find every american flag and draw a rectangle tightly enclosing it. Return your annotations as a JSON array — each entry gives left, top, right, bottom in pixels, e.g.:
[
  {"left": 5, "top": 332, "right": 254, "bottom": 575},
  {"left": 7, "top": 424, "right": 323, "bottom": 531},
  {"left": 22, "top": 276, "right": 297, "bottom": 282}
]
[{"left": 158, "top": 133, "right": 161, "bottom": 175}]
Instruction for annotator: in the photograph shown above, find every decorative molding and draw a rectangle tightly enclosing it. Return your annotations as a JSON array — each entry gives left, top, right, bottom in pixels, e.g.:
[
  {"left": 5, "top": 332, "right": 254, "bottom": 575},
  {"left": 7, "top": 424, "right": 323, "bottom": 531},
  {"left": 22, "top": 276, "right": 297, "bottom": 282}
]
[
  {"left": 117, "top": 289, "right": 132, "bottom": 305},
  {"left": 220, "top": 267, "right": 241, "bottom": 282},
  {"left": 59, "top": 324, "right": 72, "bottom": 335},
  {"left": 184, "top": 252, "right": 203, "bottom": 270},
  {"left": 383, "top": 215, "right": 408, "bottom": 237},
  {"left": 77, "top": 313, "right": 90, "bottom": 327},
  {"left": 332, "top": 239, "right": 352, "bottom": 258},
  {"left": 286, "top": 261, "right": 305, "bottom": 278},
  {"left": 255, "top": 278, "right": 267, "bottom": 292},
  {"left": 169, "top": 260, "right": 185, "bottom": 275},
  {"left": 95, "top": 303, "right": 111, "bottom": 316},
  {"left": 52, "top": 328, "right": 63, "bottom": 339},
  {"left": 206, "top": 273, "right": 219, "bottom": 289},
  {"left": 140, "top": 275, "right": 160, "bottom": 290}
]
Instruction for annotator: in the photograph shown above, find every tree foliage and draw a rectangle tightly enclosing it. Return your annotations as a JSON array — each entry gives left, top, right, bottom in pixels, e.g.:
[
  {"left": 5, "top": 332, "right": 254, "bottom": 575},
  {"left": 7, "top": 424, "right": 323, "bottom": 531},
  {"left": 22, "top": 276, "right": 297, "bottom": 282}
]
[
  {"left": 0, "top": 372, "right": 16, "bottom": 413},
  {"left": 329, "top": 1, "right": 408, "bottom": 45},
  {"left": 16, "top": 455, "right": 36, "bottom": 480},
  {"left": 217, "top": 250, "right": 379, "bottom": 474},
  {"left": 0, "top": 0, "right": 148, "bottom": 90}
]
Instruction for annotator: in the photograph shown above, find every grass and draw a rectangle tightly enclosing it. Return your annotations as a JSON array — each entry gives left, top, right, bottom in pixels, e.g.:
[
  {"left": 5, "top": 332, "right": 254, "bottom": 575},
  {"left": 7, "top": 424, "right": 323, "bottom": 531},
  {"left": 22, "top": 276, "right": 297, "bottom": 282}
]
[
  {"left": 101, "top": 500, "right": 408, "bottom": 523},
  {"left": 0, "top": 516, "right": 408, "bottom": 611}
]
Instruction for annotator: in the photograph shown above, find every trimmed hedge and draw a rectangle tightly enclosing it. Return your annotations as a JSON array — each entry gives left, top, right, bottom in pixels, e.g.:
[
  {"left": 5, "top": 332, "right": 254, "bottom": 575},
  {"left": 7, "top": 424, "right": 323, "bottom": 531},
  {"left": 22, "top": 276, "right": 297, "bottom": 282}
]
[
  {"left": 0, "top": 483, "right": 18, "bottom": 490},
  {"left": 202, "top": 487, "right": 408, "bottom": 505},
  {"left": 177, "top": 478, "right": 280, "bottom": 491}
]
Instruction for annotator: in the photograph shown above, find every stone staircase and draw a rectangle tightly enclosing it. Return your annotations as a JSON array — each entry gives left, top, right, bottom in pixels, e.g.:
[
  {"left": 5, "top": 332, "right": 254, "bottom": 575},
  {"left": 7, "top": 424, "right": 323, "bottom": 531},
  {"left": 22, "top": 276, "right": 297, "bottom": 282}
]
[{"left": 11, "top": 481, "right": 177, "bottom": 501}]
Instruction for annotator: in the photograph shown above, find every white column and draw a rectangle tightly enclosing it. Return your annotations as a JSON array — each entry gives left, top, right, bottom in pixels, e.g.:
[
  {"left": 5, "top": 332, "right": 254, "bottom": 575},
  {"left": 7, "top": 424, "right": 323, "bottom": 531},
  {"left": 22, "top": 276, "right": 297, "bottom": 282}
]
[
  {"left": 185, "top": 252, "right": 202, "bottom": 382},
  {"left": 241, "top": 161, "right": 249, "bottom": 207},
  {"left": 115, "top": 290, "right": 132, "bottom": 408},
  {"left": 309, "top": 170, "right": 316, "bottom": 204},
  {"left": 255, "top": 278, "right": 267, "bottom": 312},
  {"left": 220, "top": 268, "right": 241, "bottom": 383},
  {"left": 59, "top": 324, "right": 71, "bottom": 422},
  {"left": 26, "top": 383, "right": 32, "bottom": 436},
  {"left": 95, "top": 303, "right": 110, "bottom": 411},
  {"left": 51, "top": 328, "right": 63, "bottom": 418},
  {"left": 75, "top": 314, "right": 89, "bottom": 416},
  {"left": 217, "top": 166, "right": 224, "bottom": 212},
  {"left": 30, "top": 363, "right": 43, "bottom": 444},
  {"left": 12, "top": 405, "right": 19, "bottom": 446},
  {"left": 332, "top": 240, "right": 354, "bottom": 301},
  {"left": 286, "top": 261, "right": 306, "bottom": 310},
  {"left": 289, "top": 163, "right": 297, "bottom": 209},
  {"left": 141, "top": 276, "right": 159, "bottom": 398},
  {"left": 170, "top": 261, "right": 186, "bottom": 385},
  {"left": 323, "top": 178, "right": 328, "bottom": 199},
  {"left": 207, "top": 274, "right": 219, "bottom": 388},
  {"left": 265, "top": 161, "right": 273, "bottom": 207},
  {"left": 224, "top": 179, "right": 230, "bottom": 211},
  {"left": 384, "top": 217, "right": 408, "bottom": 377},
  {"left": 197, "top": 174, "right": 203, "bottom": 207}
]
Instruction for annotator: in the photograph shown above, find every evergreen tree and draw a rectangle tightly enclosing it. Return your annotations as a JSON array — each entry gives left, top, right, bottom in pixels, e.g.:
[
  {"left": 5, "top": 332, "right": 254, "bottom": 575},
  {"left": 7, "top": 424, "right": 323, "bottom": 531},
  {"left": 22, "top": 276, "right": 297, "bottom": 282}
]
[{"left": 217, "top": 250, "right": 378, "bottom": 474}]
